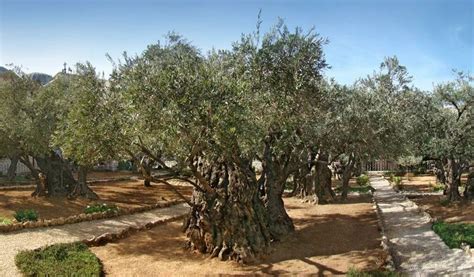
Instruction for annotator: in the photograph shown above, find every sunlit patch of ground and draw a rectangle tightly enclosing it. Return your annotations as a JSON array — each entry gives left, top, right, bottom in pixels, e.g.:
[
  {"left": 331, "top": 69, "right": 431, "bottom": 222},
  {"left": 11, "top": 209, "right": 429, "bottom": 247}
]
[{"left": 91, "top": 196, "right": 386, "bottom": 276}]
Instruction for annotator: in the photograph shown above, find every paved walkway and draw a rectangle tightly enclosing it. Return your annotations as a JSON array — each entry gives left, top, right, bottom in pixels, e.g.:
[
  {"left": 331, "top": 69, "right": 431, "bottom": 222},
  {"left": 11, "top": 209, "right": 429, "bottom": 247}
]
[
  {"left": 371, "top": 176, "right": 474, "bottom": 276},
  {"left": 0, "top": 203, "right": 189, "bottom": 276}
]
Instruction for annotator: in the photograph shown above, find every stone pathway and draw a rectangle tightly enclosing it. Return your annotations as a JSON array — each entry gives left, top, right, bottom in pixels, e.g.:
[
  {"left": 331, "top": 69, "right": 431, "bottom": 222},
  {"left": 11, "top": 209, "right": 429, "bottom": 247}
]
[
  {"left": 371, "top": 176, "right": 474, "bottom": 276},
  {"left": 0, "top": 203, "right": 189, "bottom": 276}
]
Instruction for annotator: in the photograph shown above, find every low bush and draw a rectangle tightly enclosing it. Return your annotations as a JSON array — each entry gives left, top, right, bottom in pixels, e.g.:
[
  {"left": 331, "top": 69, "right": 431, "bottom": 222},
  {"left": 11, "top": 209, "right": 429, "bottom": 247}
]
[
  {"left": 0, "top": 216, "right": 13, "bottom": 225},
  {"left": 14, "top": 209, "right": 39, "bottom": 222},
  {"left": 15, "top": 242, "right": 102, "bottom": 276},
  {"left": 432, "top": 221, "right": 474, "bottom": 248},
  {"left": 347, "top": 267, "right": 403, "bottom": 277},
  {"left": 431, "top": 182, "right": 445, "bottom": 192},
  {"left": 356, "top": 174, "right": 370, "bottom": 186},
  {"left": 85, "top": 203, "right": 119, "bottom": 214},
  {"left": 392, "top": 176, "right": 403, "bottom": 189}
]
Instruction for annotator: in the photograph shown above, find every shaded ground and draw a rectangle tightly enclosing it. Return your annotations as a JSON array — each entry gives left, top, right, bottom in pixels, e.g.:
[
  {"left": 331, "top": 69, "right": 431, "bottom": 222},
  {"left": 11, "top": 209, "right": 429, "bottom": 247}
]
[
  {"left": 396, "top": 175, "right": 437, "bottom": 193},
  {"left": 408, "top": 195, "right": 474, "bottom": 223},
  {"left": 0, "top": 179, "right": 192, "bottom": 220},
  {"left": 91, "top": 196, "right": 386, "bottom": 276}
]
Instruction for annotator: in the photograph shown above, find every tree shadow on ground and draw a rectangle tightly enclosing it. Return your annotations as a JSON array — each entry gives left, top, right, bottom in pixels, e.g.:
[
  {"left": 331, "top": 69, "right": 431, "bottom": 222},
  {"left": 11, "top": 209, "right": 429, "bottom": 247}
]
[{"left": 91, "top": 197, "right": 385, "bottom": 275}]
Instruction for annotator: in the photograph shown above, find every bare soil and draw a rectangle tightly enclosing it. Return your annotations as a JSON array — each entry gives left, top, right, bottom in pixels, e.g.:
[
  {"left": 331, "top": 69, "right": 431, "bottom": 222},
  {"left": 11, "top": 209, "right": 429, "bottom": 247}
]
[
  {"left": 409, "top": 195, "right": 474, "bottom": 223},
  {"left": 0, "top": 179, "right": 192, "bottom": 220},
  {"left": 91, "top": 196, "right": 386, "bottom": 276}
]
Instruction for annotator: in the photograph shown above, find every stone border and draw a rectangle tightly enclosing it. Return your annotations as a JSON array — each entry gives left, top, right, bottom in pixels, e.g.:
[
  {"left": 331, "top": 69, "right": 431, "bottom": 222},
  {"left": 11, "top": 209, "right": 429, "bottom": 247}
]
[
  {"left": 371, "top": 194, "right": 397, "bottom": 271},
  {"left": 83, "top": 213, "right": 188, "bottom": 247},
  {"left": 0, "top": 200, "right": 185, "bottom": 233}
]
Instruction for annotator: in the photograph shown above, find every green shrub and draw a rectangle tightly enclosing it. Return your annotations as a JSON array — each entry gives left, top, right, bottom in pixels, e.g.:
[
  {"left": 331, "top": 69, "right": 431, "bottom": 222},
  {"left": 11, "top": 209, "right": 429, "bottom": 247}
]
[
  {"left": 356, "top": 175, "right": 370, "bottom": 186},
  {"left": 431, "top": 182, "right": 445, "bottom": 192},
  {"left": 432, "top": 221, "right": 474, "bottom": 248},
  {"left": 0, "top": 216, "right": 13, "bottom": 225},
  {"left": 14, "top": 209, "right": 39, "bottom": 222},
  {"left": 347, "top": 267, "right": 403, "bottom": 277},
  {"left": 84, "top": 203, "right": 119, "bottom": 214},
  {"left": 392, "top": 176, "right": 403, "bottom": 189},
  {"left": 15, "top": 242, "right": 102, "bottom": 276}
]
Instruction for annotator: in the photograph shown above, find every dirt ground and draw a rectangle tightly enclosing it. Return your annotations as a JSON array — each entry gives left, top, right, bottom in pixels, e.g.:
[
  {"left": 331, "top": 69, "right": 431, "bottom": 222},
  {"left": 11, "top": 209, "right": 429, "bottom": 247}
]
[
  {"left": 91, "top": 196, "right": 386, "bottom": 276},
  {"left": 0, "top": 179, "right": 193, "bottom": 220},
  {"left": 409, "top": 195, "right": 474, "bottom": 224}
]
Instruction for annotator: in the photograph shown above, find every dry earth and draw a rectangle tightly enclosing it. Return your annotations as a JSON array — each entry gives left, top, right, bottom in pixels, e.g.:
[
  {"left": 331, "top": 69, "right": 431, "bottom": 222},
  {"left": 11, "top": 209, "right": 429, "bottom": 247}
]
[{"left": 91, "top": 196, "right": 386, "bottom": 276}]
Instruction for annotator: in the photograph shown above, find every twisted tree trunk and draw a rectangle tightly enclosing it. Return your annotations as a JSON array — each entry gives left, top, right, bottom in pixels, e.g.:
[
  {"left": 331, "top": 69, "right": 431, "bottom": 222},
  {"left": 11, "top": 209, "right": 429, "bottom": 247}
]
[
  {"left": 314, "top": 151, "right": 335, "bottom": 203},
  {"left": 341, "top": 153, "right": 356, "bottom": 200},
  {"left": 464, "top": 170, "right": 474, "bottom": 201},
  {"left": 6, "top": 155, "right": 19, "bottom": 181},
  {"left": 445, "top": 158, "right": 462, "bottom": 202},
  {"left": 183, "top": 157, "right": 271, "bottom": 263},
  {"left": 70, "top": 165, "right": 98, "bottom": 199},
  {"left": 260, "top": 141, "right": 294, "bottom": 240}
]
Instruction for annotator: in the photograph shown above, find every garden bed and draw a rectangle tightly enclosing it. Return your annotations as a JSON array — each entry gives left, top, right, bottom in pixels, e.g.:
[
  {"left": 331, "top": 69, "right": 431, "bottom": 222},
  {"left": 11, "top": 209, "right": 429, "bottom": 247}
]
[
  {"left": 91, "top": 195, "right": 387, "bottom": 275},
  {"left": 0, "top": 178, "right": 193, "bottom": 231}
]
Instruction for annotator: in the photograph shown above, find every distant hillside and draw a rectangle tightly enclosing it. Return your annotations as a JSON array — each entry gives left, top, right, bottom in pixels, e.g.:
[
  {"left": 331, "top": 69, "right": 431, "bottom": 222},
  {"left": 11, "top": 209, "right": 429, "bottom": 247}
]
[
  {"left": 29, "top": 72, "right": 53, "bottom": 85},
  {"left": 0, "top": 66, "right": 8, "bottom": 74}
]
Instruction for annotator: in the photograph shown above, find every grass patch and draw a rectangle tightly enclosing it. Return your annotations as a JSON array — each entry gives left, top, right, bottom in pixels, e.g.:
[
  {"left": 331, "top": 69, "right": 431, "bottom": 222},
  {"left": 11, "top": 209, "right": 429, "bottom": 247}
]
[
  {"left": 432, "top": 221, "right": 474, "bottom": 248},
  {"left": 15, "top": 242, "right": 102, "bottom": 276},
  {"left": 347, "top": 267, "right": 403, "bottom": 277},
  {"left": 0, "top": 216, "right": 13, "bottom": 225}
]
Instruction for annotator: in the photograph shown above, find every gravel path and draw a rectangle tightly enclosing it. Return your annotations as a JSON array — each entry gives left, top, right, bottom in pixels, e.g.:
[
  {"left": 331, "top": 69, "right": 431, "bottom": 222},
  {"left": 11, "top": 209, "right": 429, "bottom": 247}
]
[
  {"left": 371, "top": 176, "right": 474, "bottom": 275},
  {"left": 0, "top": 203, "right": 189, "bottom": 276}
]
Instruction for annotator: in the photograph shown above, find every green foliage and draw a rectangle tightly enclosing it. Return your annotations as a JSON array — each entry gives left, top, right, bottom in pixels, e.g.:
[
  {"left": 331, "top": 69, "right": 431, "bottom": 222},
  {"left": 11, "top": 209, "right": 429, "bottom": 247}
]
[
  {"left": 431, "top": 182, "right": 445, "bottom": 192},
  {"left": 15, "top": 242, "right": 101, "bottom": 276},
  {"left": 356, "top": 175, "right": 370, "bottom": 186},
  {"left": 392, "top": 176, "right": 403, "bottom": 189},
  {"left": 84, "top": 203, "right": 119, "bottom": 214},
  {"left": 14, "top": 209, "right": 39, "bottom": 222},
  {"left": 432, "top": 221, "right": 474, "bottom": 248},
  {"left": 346, "top": 267, "right": 403, "bottom": 277},
  {"left": 0, "top": 216, "right": 13, "bottom": 225}
]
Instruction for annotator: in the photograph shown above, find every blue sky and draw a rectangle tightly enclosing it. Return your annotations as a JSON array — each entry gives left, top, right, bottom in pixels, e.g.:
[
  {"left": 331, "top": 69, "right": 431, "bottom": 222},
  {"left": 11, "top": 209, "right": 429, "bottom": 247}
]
[{"left": 1, "top": 0, "right": 472, "bottom": 90}]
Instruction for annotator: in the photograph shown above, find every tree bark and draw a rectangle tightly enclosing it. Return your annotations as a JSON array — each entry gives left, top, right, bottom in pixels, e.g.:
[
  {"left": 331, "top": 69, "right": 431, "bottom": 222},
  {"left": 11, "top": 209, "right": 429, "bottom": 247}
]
[
  {"left": 445, "top": 158, "right": 462, "bottom": 202},
  {"left": 463, "top": 170, "right": 474, "bottom": 201},
  {"left": 341, "top": 153, "right": 356, "bottom": 200},
  {"left": 183, "top": 157, "right": 271, "bottom": 263},
  {"left": 434, "top": 159, "right": 447, "bottom": 194},
  {"left": 70, "top": 165, "right": 98, "bottom": 199},
  {"left": 260, "top": 141, "right": 294, "bottom": 240},
  {"left": 20, "top": 156, "right": 47, "bottom": 197},
  {"left": 6, "top": 155, "right": 19, "bottom": 181},
  {"left": 140, "top": 156, "right": 153, "bottom": 187},
  {"left": 314, "top": 151, "right": 335, "bottom": 203}
]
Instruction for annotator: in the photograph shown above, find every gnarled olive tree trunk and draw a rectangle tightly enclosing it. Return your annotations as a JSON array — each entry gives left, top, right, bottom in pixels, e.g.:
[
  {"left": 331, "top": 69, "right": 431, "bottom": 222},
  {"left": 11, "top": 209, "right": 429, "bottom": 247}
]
[
  {"left": 259, "top": 141, "right": 294, "bottom": 240},
  {"left": 183, "top": 157, "right": 271, "bottom": 263},
  {"left": 26, "top": 152, "right": 98, "bottom": 199},
  {"left": 7, "top": 155, "right": 19, "bottom": 181},
  {"left": 341, "top": 153, "right": 356, "bottom": 200},
  {"left": 314, "top": 151, "right": 335, "bottom": 203},
  {"left": 464, "top": 170, "right": 474, "bottom": 201},
  {"left": 445, "top": 158, "right": 462, "bottom": 202}
]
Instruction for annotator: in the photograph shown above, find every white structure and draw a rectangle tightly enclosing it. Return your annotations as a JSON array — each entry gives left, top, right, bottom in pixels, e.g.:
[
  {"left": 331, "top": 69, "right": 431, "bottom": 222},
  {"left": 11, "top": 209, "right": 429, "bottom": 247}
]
[{"left": 0, "top": 158, "right": 35, "bottom": 176}]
